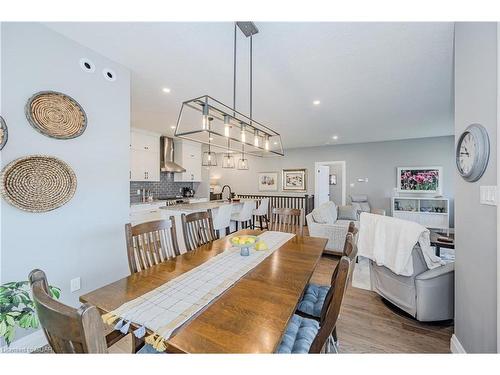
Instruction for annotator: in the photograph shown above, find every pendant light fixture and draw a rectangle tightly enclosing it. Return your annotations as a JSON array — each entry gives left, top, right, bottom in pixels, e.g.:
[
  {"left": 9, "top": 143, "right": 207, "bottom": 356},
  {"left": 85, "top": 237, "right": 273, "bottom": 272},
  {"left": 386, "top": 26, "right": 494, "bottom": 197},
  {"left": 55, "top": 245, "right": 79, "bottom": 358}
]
[
  {"left": 222, "top": 138, "right": 235, "bottom": 169},
  {"left": 174, "top": 22, "right": 284, "bottom": 159},
  {"left": 202, "top": 117, "right": 217, "bottom": 166}
]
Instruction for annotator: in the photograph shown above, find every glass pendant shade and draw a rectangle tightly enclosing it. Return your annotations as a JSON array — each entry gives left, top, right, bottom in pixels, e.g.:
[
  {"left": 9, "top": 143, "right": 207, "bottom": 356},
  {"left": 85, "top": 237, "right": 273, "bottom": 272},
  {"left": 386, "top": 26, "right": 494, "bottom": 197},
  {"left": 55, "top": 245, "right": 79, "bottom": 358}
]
[
  {"left": 237, "top": 156, "right": 249, "bottom": 170},
  {"left": 224, "top": 115, "right": 231, "bottom": 137},
  {"left": 202, "top": 151, "right": 217, "bottom": 166},
  {"left": 264, "top": 135, "right": 269, "bottom": 151},
  {"left": 254, "top": 130, "right": 259, "bottom": 147},
  {"left": 222, "top": 153, "right": 235, "bottom": 168},
  {"left": 202, "top": 104, "right": 209, "bottom": 130}
]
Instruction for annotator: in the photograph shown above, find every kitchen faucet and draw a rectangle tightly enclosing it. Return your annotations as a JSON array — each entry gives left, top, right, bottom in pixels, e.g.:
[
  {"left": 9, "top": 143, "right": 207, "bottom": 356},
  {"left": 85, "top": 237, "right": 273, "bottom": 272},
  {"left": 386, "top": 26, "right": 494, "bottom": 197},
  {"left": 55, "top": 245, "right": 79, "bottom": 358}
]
[{"left": 221, "top": 185, "right": 232, "bottom": 201}]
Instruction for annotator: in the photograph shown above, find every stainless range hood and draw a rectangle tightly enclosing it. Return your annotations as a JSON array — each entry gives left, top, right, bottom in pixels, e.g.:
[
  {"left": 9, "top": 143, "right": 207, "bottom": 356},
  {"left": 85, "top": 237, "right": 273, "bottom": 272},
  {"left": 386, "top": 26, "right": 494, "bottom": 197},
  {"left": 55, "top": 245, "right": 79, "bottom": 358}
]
[{"left": 160, "top": 137, "right": 186, "bottom": 173}]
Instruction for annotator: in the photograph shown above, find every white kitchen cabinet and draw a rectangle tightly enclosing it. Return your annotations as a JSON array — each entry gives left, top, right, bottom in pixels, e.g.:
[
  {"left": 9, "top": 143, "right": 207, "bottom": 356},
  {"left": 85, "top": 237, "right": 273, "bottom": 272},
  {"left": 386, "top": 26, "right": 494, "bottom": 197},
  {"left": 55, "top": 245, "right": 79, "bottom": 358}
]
[
  {"left": 173, "top": 140, "right": 202, "bottom": 182},
  {"left": 130, "top": 129, "right": 160, "bottom": 182}
]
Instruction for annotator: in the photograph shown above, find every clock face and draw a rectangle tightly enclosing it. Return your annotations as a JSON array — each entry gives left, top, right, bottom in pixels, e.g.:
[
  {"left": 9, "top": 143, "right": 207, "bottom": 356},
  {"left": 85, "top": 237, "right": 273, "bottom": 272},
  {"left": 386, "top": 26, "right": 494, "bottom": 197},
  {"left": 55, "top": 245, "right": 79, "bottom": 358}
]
[
  {"left": 456, "top": 124, "right": 490, "bottom": 182},
  {"left": 458, "top": 132, "right": 476, "bottom": 175}
]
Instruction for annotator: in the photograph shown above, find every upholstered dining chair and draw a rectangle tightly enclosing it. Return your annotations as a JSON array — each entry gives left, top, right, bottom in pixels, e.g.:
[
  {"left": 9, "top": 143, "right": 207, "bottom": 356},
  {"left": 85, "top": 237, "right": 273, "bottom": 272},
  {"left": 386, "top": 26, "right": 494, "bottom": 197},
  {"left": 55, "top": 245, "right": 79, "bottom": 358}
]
[
  {"left": 181, "top": 210, "right": 217, "bottom": 251},
  {"left": 270, "top": 207, "right": 304, "bottom": 236},
  {"left": 276, "top": 256, "right": 351, "bottom": 353},
  {"left": 231, "top": 200, "right": 255, "bottom": 231},
  {"left": 252, "top": 197, "right": 270, "bottom": 230},
  {"left": 125, "top": 217, "right": 180, "bottom": 274},
  {"left": 29, "top": 269, "right": 159, "bottom": 354}
]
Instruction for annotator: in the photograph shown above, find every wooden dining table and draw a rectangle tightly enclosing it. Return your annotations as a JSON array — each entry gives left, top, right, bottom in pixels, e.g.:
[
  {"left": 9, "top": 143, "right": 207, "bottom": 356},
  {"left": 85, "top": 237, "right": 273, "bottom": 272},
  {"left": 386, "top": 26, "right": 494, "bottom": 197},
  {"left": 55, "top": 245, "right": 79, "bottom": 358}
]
[{"left": 80, "top": 229, "right": 327, "bottom": 353}]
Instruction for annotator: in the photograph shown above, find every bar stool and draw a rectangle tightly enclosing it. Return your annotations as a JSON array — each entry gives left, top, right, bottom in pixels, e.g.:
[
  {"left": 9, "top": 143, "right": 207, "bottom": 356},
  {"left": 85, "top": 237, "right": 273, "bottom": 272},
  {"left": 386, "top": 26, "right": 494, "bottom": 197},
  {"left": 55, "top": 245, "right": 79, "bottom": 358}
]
[
  {"left": 210, "top": 204, "right": 233, "bottom": 239},
  {"left": 252, "top": 197, "right": 270, "bottom": 230},
  {"left": 231, "top": 201, "right": 255, "bottom": 231}
]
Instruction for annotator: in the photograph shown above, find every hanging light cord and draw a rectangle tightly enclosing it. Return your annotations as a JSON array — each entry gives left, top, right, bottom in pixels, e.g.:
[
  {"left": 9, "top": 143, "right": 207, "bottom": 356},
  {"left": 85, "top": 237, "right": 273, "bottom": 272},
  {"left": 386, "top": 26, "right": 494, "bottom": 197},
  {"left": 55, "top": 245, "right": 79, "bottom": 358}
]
[{"left": 233, "top": 23, "right": 237, "bottom": 115}]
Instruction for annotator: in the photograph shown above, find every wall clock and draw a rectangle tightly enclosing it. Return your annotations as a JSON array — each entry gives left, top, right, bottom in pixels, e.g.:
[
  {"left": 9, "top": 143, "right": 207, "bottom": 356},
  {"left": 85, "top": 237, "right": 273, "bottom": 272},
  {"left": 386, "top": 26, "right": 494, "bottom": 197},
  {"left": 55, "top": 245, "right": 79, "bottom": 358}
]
[{"left": 456, "top": 124, "right": 490, "bottom": 182}]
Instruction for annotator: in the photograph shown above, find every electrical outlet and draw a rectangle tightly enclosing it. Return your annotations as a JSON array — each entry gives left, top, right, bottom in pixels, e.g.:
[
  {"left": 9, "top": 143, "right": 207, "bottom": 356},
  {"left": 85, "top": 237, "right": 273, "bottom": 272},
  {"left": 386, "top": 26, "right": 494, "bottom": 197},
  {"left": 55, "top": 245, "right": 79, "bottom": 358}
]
[
  {"left": 136, "top": 189, "right": 141, "bottom": 195},
  {"left": 480, "top": 186, "right": 498, "bottom": 206},
  {"left": 70, "top": 277, "right": 81, "bottom": 292}
]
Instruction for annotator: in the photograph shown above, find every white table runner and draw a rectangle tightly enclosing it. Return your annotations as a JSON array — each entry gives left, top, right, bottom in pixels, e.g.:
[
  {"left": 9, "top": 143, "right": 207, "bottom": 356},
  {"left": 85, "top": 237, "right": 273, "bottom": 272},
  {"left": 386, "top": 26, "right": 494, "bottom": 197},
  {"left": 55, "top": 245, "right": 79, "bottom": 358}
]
[{"left": 102, "top": 231, "right": 295, "bottom": 351}]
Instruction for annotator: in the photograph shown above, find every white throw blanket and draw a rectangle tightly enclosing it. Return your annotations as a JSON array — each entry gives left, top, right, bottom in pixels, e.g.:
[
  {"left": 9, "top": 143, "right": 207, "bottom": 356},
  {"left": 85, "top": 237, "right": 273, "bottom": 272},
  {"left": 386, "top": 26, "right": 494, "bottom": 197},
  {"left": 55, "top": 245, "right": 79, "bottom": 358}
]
[{"left": 357, "top": 212, "right": 443, "bottom": 276}]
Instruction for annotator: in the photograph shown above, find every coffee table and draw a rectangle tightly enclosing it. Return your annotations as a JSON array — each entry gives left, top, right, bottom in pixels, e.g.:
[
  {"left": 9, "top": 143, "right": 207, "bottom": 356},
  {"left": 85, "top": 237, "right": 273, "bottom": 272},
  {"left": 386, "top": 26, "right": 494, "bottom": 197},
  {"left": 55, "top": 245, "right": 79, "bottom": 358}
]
[{"left": 430, "top": 230, "right": 454, "bottom": 257}]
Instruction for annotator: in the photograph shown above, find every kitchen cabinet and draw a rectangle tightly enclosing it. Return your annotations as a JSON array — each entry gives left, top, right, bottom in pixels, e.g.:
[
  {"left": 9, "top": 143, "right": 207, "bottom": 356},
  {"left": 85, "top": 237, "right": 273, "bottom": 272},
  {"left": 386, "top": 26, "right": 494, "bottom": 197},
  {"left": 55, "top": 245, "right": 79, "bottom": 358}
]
[
  {"left": 173, "top": 140, "right": 202, "bottom": 182},
  {"left": 130, "top": 129, "right": 160, "bottom": 182}
]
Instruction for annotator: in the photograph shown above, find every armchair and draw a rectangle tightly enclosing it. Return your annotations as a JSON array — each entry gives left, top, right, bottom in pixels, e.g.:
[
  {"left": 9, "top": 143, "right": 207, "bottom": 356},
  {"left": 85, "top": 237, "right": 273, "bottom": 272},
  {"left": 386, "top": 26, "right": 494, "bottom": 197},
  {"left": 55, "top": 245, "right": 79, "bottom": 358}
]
[{"left": 350, "top": 194, "right": 386, "bottom": 217}]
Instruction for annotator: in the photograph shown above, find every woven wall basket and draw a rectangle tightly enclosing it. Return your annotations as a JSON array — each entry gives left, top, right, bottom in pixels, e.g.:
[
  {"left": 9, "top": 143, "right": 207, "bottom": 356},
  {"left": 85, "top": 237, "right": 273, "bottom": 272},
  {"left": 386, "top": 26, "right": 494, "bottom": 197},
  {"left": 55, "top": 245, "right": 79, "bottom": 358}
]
[
  {"left": 0, "top": 116, "right": 8, "bottom": 150},
  {"left": 0, "top": 155, "right": 77, "bottom": 212},
  {"left": 25, "top": 91, "right": 87, "bottom": 139}
]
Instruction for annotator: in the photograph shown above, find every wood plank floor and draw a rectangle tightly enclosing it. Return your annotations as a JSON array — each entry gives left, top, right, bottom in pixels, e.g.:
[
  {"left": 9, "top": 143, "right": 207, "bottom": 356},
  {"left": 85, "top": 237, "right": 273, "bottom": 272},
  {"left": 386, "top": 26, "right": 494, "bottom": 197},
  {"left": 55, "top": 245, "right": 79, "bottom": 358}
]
[{"left": 107, "top": 254, "right": 453, "bottom": 354}]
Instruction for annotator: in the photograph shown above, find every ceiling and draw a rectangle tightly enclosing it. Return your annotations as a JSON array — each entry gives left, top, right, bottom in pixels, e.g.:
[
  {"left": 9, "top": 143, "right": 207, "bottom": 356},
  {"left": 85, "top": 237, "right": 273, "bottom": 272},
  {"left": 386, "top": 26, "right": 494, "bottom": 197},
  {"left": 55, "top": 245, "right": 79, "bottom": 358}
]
[{"left": 44, "top": 22, "right": 454, "bottom": 149}]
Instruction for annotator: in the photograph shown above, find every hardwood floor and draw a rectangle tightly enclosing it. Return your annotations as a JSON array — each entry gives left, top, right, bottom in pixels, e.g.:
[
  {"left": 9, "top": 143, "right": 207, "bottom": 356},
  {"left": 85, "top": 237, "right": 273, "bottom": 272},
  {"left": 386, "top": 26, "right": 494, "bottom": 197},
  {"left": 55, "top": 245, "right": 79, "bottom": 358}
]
[{"left": 106, "top": 254, "right": 453, "bottom": 354}]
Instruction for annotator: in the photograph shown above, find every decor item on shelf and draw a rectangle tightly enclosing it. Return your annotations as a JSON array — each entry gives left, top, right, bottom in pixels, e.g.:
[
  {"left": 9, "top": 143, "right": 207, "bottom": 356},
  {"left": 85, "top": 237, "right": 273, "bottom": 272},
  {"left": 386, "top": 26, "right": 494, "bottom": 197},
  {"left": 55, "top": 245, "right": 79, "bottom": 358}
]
[
  {"left": 397, "top": 166, "right": 442, "bottom": 194},
  {"left": 25, "top": 91, "right": 87, "bottom": 139},
  {"left": 258, "top": 172, "right": 278, "bottom": 191},
  {"left": 456, "top": 123, "right": 490, "bottom": 182},
  {"left": 175, "top": 22, "right": 284, "bottom": 164},
  {"left": 0, "top": 115, "right": 8, "bottom": 150},
  {"left": 282, "top": 169, "right": 307, "bottom": 192},
  {"left": 201, "top": 117, "right": 217, "bottom": 167},
  {"left": 0, "top": 155, "right": 77, "bottom": 212},
  {"left": 329, "top": 174, "right": 337, "bottom": 185},
  {"left": 0, "top": 280, "right": 60, "bottom": 346}
]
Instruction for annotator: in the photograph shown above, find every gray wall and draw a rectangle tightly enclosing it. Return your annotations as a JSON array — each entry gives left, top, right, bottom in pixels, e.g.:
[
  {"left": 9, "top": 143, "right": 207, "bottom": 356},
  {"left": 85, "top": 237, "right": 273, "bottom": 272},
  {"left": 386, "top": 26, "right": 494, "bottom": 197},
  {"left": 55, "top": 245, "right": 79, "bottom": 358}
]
[
  {"left": 454, "top": 22, "right": 497, "bottom": 353},
  {"left": 329, "top": 164, "right": 343, "bottom": 205},
  {"left": 209, "top": 136, "right": 455, "bottom": 226},
  {"left": 0, "top": 23, "right": 130, "bottom": 342}
]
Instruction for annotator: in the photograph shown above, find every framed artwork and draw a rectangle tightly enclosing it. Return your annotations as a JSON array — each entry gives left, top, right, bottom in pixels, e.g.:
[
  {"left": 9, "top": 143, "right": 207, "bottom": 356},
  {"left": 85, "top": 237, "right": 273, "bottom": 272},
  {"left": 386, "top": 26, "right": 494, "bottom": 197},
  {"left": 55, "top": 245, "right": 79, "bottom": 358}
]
[
  {"left": 258, "top": 172, "right": 278, "bottom": 191},
  {"left": 329, "top": 174, "right": 337, "bottom": 185},
  {"left": 282, "top": 169, "right": 307, "bottom": 191},
  {"left": 397, "top": 166, "right": 442, "bottom": 194}
]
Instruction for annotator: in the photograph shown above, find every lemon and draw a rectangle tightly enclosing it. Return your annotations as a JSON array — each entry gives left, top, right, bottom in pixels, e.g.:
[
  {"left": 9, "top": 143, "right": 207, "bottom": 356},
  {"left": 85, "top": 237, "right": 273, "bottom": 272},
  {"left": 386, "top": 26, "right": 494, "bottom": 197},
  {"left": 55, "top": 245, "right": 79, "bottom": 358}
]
[{"left": 255, "top": 241, "right": 268, "bottom": 251}]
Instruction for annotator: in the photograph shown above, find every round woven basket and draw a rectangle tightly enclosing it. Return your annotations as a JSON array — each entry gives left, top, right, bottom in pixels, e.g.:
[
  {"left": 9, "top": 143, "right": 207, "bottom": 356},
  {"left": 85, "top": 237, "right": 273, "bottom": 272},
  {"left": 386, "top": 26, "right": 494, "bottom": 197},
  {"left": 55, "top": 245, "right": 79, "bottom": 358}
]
[
  {"left": 25, "top": 91, "right": 87, "bottom": 139},
  {"left": 0, "top": 116, "right": 8, "bottom": 150},
  {"left": 0, "top": 155, "right": 77, "bottom": 212}
]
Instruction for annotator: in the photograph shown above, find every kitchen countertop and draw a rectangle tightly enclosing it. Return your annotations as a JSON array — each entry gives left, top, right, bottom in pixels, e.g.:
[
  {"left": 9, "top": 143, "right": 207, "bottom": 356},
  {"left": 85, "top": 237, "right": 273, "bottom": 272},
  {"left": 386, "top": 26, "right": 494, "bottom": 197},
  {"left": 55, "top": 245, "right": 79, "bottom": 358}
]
[{"left": 160, "top": 199, "right": 253, "bottom": 213}]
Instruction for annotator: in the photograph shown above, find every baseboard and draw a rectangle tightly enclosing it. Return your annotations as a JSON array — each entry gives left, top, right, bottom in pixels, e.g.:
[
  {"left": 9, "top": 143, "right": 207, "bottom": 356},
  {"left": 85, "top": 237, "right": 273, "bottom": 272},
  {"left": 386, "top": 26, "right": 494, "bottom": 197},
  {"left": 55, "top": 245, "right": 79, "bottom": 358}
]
[
  {"left": 450, "top": 334, "right": 466, "bottom": 353},
  {"left": 0, "top": 329, "right": 47, "bottom": 353}
]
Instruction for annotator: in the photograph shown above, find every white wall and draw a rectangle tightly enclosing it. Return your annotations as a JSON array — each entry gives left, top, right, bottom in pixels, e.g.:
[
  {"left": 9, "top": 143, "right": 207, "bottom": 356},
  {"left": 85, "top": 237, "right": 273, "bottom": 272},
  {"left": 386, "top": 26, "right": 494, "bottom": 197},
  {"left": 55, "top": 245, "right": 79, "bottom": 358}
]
[
  {"left": 0, "top": 23, "right": 130, "bottom": 341},
  {"left": 209, "top": 136, "right": 455, "bottom": 226},
  {"left": 454, "top": 22, "right": 497, "bottom": 353}
]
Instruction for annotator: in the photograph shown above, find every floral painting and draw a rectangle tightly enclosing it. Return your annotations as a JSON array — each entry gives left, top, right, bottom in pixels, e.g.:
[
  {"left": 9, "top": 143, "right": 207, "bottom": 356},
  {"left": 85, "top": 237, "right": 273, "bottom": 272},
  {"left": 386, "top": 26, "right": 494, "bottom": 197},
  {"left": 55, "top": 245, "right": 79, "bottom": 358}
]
[
  {"left": 397, "top": 167, "right": 441, "bottom": 193},
  {"left": 258, "top": 172, "right": 278, "bottom": 191}
]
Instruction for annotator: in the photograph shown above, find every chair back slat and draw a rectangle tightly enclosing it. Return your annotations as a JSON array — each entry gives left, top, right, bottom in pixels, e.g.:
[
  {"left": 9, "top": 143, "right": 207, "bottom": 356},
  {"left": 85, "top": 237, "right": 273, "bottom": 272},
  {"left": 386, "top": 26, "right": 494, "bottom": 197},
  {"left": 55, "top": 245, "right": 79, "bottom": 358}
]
[
  {"left": 125, "top": 217, "right": 180, "bottom": 274},
  {"left": 270, "top": 207, "right": 304, "bottom": 236},
  {"left": 29, "top": 269, "right": 108, "bottom": 353},
  {"left": 181, "top": 210, "right": 217, "bottom": 251},
  {"left": 309, "top": 256, "right": 351, "bottom": 353}
]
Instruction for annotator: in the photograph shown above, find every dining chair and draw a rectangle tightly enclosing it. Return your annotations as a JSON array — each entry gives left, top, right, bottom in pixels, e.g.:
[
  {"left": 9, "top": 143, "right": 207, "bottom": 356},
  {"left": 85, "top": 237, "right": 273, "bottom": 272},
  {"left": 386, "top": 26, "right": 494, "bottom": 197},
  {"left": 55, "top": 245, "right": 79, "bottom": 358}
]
[
  {"left": 230, "top": 200, "right": 255, "bottom": 231},
  {"left": 252, "top": 197, "right": 270, "bottom": 230},
  {"left": 276, "top": 256, "right": 351, "bottom": 353},
  {"left": 29, "top": 269, "right": 159, "bottom": 354},
  {"left": 125, "top": 217, "right": 180, "bottom": 274},
  {"left": 181, "top": 210, "right": 217, "bottom": 251},
  {"left": 210, "top": 204, "right": 233, "bottom": 238},
  {"left": 270, "top": 207, "right": 304, "bottom": 236}
]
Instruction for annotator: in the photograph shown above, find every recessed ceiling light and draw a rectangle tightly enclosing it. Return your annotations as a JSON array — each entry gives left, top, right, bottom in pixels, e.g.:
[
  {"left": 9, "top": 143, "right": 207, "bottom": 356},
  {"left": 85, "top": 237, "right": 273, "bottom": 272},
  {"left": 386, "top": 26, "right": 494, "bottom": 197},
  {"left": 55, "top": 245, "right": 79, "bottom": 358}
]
[
  {"left": 170, "top": 125, "right": 176, "bottom": 129},
  {"left": 332, "top": 135, "right": 338, "bottom": 140},
  {"left": 313, "top": 100, "right": 321, "bottom": 106},
  {"left": 162, "top": 87, "right": 171, "bottom": 93}
]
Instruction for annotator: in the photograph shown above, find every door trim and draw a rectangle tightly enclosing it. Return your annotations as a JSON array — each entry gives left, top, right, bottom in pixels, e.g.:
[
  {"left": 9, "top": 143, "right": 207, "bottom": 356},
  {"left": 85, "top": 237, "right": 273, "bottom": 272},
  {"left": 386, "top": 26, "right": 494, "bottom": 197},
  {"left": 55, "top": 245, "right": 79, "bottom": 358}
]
[{"left": 314, "top": 161, "right": 346, "bottom": 206}]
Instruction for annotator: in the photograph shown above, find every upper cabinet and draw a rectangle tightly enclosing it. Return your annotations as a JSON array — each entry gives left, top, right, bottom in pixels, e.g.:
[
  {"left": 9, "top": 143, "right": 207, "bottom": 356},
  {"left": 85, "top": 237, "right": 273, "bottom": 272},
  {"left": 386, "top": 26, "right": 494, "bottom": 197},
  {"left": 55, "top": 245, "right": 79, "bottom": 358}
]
[
  {"left": 130, "top": 129, "right": 160, "bottom": 182},
  {"left": 173, "top": 140, "right": 202, "bottom": 182}
]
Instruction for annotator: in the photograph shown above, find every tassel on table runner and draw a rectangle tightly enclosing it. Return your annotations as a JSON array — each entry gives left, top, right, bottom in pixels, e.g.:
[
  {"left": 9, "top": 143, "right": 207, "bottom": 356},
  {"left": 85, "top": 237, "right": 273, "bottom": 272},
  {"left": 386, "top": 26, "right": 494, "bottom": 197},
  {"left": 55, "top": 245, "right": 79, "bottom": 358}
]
[
  {"left": 134, "top": 325, "right": 146, "bottom": 339},
  {"left": 113, "top": 318, "right": 125, "bottom": 331}
]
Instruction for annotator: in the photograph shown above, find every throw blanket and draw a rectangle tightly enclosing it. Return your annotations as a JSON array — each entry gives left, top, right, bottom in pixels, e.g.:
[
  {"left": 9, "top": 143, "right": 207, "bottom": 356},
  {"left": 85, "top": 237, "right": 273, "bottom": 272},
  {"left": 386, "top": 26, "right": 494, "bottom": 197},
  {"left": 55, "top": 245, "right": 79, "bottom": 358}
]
[
  {"left": 357, "top": 213, "right": 443, "bottom": 276},
  {"left": 101, "top": 231, "right": 295, "bottom": 352}
]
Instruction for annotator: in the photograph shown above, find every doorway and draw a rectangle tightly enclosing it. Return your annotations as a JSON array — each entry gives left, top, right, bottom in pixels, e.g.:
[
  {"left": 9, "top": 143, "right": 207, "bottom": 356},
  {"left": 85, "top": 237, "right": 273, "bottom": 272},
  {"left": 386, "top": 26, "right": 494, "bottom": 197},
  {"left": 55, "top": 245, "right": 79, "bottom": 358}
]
[{"left": 314, "top": 161, "right": 346, "bottom": 208}]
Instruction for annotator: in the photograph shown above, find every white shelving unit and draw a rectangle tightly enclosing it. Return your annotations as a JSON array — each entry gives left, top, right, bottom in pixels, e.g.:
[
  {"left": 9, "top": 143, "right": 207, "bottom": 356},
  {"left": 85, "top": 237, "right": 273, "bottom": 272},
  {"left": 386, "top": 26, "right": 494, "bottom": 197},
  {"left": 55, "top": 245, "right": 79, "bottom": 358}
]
[{"left": 391, "top": 197, "right": 449, "bottom": 230}]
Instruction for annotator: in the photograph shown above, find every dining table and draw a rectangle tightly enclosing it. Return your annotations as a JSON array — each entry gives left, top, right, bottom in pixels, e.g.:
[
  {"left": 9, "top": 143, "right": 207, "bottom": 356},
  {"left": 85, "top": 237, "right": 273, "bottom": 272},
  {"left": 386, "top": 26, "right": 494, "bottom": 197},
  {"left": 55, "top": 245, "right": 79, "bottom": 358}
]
[{"left": 80, "top": 229, "right": 327, "bottom": 353}]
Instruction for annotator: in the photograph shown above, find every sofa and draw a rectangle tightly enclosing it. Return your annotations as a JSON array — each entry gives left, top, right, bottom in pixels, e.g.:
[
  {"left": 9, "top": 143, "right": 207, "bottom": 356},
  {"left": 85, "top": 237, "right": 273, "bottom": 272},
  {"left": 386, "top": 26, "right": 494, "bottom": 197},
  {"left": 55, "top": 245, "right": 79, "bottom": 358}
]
[
  {"left": 370, "top": 245, "right": 454, "bottom": 321},
  {"left": 306, "top": 201, "right": 359, "bottom": 255}
]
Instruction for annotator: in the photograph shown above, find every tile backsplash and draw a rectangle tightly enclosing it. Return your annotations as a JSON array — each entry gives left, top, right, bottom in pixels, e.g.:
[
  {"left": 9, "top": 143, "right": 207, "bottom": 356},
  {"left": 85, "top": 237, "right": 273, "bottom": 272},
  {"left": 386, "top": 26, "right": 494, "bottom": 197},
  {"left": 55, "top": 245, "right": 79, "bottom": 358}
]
[{"left": 130, "top": 172, "right": 198, "bottom": 203}]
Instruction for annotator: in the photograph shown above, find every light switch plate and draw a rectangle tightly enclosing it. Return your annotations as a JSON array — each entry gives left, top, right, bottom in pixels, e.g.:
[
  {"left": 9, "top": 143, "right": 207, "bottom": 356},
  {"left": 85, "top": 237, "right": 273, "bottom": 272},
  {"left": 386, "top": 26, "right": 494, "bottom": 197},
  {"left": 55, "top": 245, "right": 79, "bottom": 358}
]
[
  {"left": 70, "top": 277, "right": 81, "bottom": 292},
  {"left": 480, "top": 186, "right": 498, "bottom": 206}
]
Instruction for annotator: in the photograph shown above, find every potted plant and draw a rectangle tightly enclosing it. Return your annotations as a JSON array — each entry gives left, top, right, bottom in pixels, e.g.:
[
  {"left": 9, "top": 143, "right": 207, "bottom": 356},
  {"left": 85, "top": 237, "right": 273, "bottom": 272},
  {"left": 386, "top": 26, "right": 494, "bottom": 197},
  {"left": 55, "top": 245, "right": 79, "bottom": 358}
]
[{"left": 0, "top": 281, "right": 60, "bottom": 346}]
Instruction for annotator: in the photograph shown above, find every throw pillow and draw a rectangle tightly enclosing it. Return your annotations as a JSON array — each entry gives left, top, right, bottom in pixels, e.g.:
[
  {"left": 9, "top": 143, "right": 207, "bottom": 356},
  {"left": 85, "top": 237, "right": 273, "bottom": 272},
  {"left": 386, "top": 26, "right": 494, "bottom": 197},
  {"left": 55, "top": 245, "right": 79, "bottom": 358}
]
[
  {"left": 312, "top": 201, "right": 337, "bottom": 224},
  {"left": 337, "top": 205, "right": 358, "bottom": 221}
]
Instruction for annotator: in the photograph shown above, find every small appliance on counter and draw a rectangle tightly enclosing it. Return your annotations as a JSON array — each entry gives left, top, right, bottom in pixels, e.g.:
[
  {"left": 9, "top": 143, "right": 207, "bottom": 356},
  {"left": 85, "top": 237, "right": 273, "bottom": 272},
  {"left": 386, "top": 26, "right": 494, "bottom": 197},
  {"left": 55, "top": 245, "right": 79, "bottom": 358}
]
[{"left": 181, "top": 187, "right": 195, "bottom": 197}]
